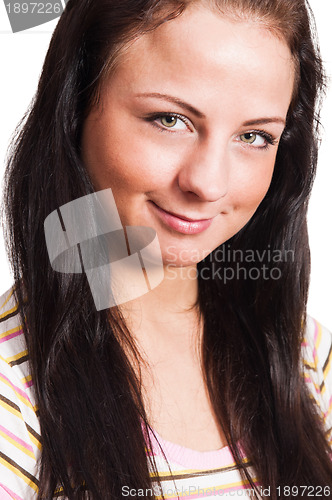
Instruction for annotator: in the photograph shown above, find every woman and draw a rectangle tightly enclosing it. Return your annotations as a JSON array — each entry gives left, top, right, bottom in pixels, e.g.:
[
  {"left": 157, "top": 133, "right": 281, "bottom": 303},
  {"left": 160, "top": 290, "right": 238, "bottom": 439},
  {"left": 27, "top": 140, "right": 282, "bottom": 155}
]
[{"left": 0, "top": 0, "right": 332, "bottom": 498}]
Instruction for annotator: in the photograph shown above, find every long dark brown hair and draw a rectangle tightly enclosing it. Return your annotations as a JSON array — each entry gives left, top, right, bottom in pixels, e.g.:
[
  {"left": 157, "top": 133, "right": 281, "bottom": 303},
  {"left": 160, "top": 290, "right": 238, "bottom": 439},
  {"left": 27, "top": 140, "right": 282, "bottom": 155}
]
[{"left": 2, "top": 0, "right": 332, "bottom": 498}]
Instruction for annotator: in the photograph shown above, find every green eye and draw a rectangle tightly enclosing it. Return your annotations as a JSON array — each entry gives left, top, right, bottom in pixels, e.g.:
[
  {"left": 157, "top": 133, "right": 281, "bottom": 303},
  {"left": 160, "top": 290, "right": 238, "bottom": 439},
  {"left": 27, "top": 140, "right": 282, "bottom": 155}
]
[
  {"left": 152, "top": 114, "right": 189, "bottom": 131},
  {"left": 240, "top": 132, "right": 257, "bottom": 144},
  {"left": 160, "top": 116, "right": 178, "bottom": 128}
]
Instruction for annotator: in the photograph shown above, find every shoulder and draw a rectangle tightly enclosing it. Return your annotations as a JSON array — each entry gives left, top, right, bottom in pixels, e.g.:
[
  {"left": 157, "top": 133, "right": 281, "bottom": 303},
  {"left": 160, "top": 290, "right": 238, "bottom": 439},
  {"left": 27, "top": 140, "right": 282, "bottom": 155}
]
[
  {"left": 302, "top": 316, "right": 332, "bottom": 367},
  {"left": 0, "top": 286, "right": 33, "bottom": 403},
  {"left": 0, "top": 286, "right": 41, "bottom": 498},
  {"left": 301, "top": 315, "right": 332, "bottom": 444}
]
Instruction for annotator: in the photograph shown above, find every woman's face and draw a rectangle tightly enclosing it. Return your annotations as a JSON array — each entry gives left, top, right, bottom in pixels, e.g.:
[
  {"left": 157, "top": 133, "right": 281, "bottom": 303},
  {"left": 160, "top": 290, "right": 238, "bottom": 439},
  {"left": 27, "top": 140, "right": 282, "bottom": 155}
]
[{"left": 82, "top": 5, "right": 295, "bottom": 267}]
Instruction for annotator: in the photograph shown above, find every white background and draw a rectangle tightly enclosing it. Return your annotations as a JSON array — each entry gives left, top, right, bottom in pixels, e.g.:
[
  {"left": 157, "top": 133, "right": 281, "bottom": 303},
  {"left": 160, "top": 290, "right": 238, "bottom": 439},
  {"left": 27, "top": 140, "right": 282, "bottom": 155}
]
[{"left": 0, "top": 1, "right": 331, "bottom": 328}]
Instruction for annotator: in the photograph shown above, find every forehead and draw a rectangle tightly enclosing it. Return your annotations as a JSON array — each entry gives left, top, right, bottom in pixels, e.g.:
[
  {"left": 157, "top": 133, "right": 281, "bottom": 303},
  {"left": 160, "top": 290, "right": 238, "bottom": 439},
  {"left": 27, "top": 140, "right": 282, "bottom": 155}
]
[{"left": 103, "top": 4, "right": 295, "bottom": 118}]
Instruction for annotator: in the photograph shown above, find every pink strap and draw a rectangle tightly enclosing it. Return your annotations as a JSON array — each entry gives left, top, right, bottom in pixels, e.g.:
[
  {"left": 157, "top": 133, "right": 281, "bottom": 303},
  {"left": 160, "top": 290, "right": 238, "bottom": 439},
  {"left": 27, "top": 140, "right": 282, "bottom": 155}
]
[{"left": 0, "top": 484, "right": 23, "bottom": 500}]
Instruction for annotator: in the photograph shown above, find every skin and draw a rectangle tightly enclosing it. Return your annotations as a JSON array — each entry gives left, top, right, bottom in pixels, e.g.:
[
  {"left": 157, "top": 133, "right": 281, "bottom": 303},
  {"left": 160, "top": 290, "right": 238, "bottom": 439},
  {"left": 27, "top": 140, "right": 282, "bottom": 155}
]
[{"left": 82, "top": 4, "right": 295, "bottom": 451}]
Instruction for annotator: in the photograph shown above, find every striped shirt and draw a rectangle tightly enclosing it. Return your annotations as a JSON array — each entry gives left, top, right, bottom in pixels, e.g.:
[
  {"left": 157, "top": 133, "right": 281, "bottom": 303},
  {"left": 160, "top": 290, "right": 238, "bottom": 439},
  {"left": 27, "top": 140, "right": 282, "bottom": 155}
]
[{"left": 0, "top": 287, "right": 331, "bottom": 499}]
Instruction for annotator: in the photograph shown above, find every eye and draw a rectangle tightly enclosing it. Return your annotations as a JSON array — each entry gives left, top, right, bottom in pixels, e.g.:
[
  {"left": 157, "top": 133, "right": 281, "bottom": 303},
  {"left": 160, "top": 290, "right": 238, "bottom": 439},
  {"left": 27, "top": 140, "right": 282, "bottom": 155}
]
[
  {"left": 156, "top": 114, "right": 188, "bottom": 131},
  {"left": 239, "top": 132, "right": 266, "bottom": 147},
  {"left": 144, "top": 112, "right": 192, "bottom": 132}
]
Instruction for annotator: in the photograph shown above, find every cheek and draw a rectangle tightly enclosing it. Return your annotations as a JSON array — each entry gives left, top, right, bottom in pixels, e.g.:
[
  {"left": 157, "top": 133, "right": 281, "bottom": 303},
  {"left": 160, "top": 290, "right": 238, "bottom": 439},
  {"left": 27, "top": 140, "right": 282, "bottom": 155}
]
[
  {"left": 231, "top": 156, "right": 276, "bottom": 213},
  {"left": 83, "top": 117, "right": 179, "bottom": 193}
]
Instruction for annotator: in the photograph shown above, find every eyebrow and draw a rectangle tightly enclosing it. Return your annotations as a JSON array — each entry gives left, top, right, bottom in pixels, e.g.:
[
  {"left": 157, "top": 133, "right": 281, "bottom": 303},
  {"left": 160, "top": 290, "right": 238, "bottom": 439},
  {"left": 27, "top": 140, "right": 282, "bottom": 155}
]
[
  {"left": 134, "top": 92, "right": 286, "bottom": 126},
  {"left": 134, "top": 92, "right": 205, "bottom": 119},
  {"left": 242, "top": 117, "right": 286, "bottom": 127}
]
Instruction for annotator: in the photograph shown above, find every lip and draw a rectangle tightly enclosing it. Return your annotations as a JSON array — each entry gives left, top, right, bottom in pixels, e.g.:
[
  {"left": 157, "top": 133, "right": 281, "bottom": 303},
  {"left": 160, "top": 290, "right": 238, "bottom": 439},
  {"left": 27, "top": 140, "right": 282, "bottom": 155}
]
[{"left": 150, "top": 201, "right": 214, "bottom": 235}]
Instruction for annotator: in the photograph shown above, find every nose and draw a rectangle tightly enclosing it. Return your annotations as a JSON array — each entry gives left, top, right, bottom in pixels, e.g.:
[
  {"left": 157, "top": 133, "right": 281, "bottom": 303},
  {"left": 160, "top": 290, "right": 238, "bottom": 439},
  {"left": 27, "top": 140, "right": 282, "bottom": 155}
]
[{"left": 177, "top": 137, "right": 230, "bottom": 202}]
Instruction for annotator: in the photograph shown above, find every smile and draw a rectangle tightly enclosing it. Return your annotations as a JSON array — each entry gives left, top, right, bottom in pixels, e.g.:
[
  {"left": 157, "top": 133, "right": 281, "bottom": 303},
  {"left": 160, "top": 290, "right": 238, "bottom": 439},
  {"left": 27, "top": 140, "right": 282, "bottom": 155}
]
[{"left": 149, "top": 201, "right": 214, "bottom": 235}]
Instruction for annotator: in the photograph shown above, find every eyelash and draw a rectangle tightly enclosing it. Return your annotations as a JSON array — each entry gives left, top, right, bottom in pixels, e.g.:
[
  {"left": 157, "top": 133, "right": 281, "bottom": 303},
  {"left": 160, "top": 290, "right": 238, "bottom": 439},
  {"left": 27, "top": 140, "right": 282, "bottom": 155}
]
[
  {"left": 144, "top": 112, "right": 278, "bottom": 150},
  {"left": 242, "top": 130, "right": 278, "bottom": 150},
  {"left": 144, "top": 112, "right": 192, "bottom": 131}
]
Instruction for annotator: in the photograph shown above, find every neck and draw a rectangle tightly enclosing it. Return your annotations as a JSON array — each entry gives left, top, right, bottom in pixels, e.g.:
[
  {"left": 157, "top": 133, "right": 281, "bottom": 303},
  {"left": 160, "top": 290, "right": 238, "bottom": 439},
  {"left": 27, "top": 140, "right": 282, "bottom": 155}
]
[{"left": 119, "top": 264, "right": 201, "bottom": 344}]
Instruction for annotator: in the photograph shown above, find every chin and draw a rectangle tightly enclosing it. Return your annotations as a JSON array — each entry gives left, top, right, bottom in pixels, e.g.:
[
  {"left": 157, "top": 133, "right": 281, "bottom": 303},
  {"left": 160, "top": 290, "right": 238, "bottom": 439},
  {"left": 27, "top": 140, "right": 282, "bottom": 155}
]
[{"left": 160, "top": 245, "right": 214, "bottom": 269}]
